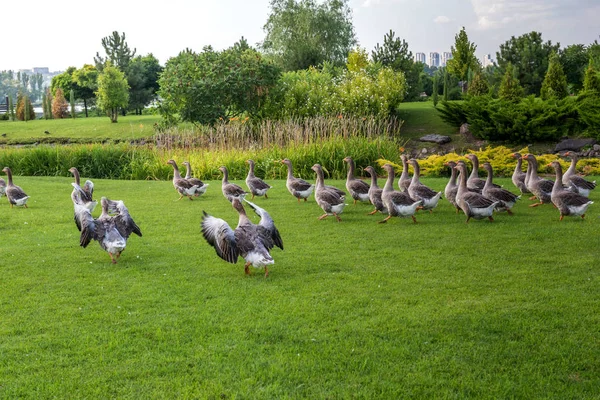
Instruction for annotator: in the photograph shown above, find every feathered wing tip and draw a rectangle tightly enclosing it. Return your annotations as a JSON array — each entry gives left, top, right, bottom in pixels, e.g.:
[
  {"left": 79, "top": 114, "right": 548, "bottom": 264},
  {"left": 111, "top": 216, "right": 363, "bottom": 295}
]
[
  {"left": 201, "top": 212, "right": 239, "bottom": 264},
  {"left": 242, "top": 198, "right": 284, "bottom": 251}
]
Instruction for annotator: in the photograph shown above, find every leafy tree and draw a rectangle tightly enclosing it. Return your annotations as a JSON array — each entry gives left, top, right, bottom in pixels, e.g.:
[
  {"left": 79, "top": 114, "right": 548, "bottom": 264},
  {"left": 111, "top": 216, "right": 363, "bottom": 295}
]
[
  {"left": 446, "top": 27, "right": 478, "bottom": 92},
  {"left": 51, "top": 67, "right": 77, "bottom": 97},
  {"left": 72, "top": 64, "right": 99, "bottom": 117},
  {"left": 498, "top": 63, "right": 524, "bottom": 102},
  {"left": 96, "top": 63, "right": 130, "bottom": 123},
  {"left": 45, "top": 89, "right": 53, "bottom": 120},
  {"left": 347, "top": 47, "right": 369, "bottom": 72},
  {"left": 540, "top": 52, "right": 568, "bottom": 100},
  {"left": 126, "top": 54, "right": 163, "bottom": 114},
  {"left": 371, "top": 30, "right": 421, "bottom": 101},
  {"left": 51, "top": 88, "right": 69, "bottom": 119},
  {"left": 159, "top": 44, "right": 281, "bottom": 125},
  {"left": 582, "top": 61, "right": 600, "bottom": 94},
  {"left": 559, "top": 44, "right": 588, "bottom": 93},
  {"left": 94, "top": 31, "right": 136, "bottom": 72},
  {"left": 42, "top": 91, "right": 48, "bottom": 119},
  {"left": 482, "top": 65, "right": 503, "bottom": 95},
  {"left": 468, "top": 72, "right": 489, "bottom": 96},
  {"left": 589, "top": 40, "right": 600, "bottom": 69},
  {"left": 432, "top": 73, "right": 439, "bottom": 106},
  {"left": 261, "top": 0, "right": 356, "bottom": 71},
  {"left": 496, "top": 32, "right": 560, "bottom": 96},
  {"left": 70, "top": 89, "right": 76, "bottom": 118}
]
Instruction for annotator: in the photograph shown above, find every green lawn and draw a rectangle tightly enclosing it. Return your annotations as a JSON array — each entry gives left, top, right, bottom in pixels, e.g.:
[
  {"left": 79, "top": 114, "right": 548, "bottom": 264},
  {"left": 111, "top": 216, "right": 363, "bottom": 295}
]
[
  {"left": 1, "top": 176, "right": 599, "bottom": 398},
  {"left": 0, "top": 115, "right": 160, "bottom": 144}
]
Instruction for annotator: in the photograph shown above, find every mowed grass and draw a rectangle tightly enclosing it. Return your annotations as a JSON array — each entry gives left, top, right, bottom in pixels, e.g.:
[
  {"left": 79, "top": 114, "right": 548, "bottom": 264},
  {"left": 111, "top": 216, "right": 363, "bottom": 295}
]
[
  {"left": 0, "top": 115, "right": 160, "bottom": 143},
  {"left": 1, "top": 175, "right": 599, "bottom": 398}
]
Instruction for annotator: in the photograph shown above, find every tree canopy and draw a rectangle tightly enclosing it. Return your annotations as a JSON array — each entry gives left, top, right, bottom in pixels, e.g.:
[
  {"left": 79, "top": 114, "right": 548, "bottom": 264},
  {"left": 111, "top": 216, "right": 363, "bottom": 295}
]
[
  {"left": 96, "top": 63, "right": 130, "bottom": 123},
  {"left": 261, "top": 0, "right": 356, "bottom": 71},
  {"left": 94, "top": 31, "right": 136, "bottom": 71},
  {"left": 446, "top": 26, "right": 479, "bottom": 87},
  {"left": 540, "top": 52, "right": 568, "bottom": 100}
]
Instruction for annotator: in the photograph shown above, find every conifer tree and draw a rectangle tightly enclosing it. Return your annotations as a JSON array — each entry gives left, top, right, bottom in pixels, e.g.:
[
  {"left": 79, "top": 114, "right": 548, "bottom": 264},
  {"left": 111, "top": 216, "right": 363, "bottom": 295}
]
[
  {"left": 52, "top": 88, "right": 69, "bottom": 119},
  {"left": 432, "top": 73, "right": 439, "bottom": 107},
  {"left": 498, "top": 63, "right": 524, "bottom": 102},
  {"left": 467, "top": 72, "right": 489, "bottom": 96},
  {"left": 443, "top": 69, "right": 449, "bottom": 101},
  {"left": 8, "top": 95, "right": 15, "bottom": 121},
  {"left": 70, "top": 89, "right": 76, "bottom": 118},
  {"left": 46, "top": 89, "right": 53, "bottom": 119},
  {"left": 583, "top": 61, "right": 600, "bottom": 94},
  {"left": 42, "top": 91, "right": 48, "bottom": 119},
  {"left": 540, "top": 52, "right": 568, "bottom": 100}
]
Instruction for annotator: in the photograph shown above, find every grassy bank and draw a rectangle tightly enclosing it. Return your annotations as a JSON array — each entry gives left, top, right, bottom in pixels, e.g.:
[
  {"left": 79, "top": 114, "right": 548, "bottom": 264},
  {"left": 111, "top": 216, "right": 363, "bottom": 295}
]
[{"left": 1, "top": 176, "right": 598, "bottom": 398}]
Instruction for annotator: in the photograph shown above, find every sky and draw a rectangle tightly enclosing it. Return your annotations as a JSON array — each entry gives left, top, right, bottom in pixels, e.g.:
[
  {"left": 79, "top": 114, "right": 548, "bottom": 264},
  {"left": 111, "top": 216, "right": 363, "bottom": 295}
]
[{"left": 2, "top": 0, "right": 599, "bottom": 72}]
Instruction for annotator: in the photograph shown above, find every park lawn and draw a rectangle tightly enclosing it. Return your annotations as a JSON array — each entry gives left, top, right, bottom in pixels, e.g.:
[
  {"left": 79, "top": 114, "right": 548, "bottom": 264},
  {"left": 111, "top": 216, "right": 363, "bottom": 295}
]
[
  {"left": 0, "top": 115, "right": 160, "bottom": 144},
  {"left": 1, "top": 176, "right": 599, "bottom": 398}
]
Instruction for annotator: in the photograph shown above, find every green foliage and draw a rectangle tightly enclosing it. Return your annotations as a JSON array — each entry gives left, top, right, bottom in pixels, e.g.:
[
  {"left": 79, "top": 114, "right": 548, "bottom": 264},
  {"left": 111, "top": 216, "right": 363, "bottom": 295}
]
[
  {"left": 446, "top": 27, "right": 478, "bottom": 84},
  {"left": 96, "top": 63, "right": 130, "bottom": 123},
  {"left": 70, "top": 89, "right": 76, "bottom": 118},
  {"left": 9, "top": 94, "right": 15, "bottom": 121},
  {"left": 496, "top": 31, "right": 560, "bottom": 96},
  {"left": 45, "top": 90, "right": 53, "bottom": 120},
  {"left": 346, "top": 47, "right": 369, "bottom": 72},
  {"left": 72, "top": 64, "right": 99, "bottom": 117},
  {"left": 51, "top": 67, "right": 77, "bottom": 97},
  {"left": 159, "top": 44, "right": 280, "bottom": 126},
  {"left": 443, "top": 69, "right": 449, "bottom": 101},
  {"left": 42, "top": 91, "right": 48, "bottom": 119},
  {"left": 16, "top": 93, "right": 35, "bottom": 121},
  {"left": 467, "top": 72, "right": 489, "bottom": 96},
  {"left": 126, "top": 54, "right": 163, "bottom": 115},
  {"left": 582, "top": 62, "right": 600, "bottom": 94},
  {"left": 261, "top": 0, "right": 356, "bottom": 71},
  {"left": 436, "top": 100, "right": 468, "bottom": 128},
  {"left": 559, "top": 44, "right": 589, "bottom": 93},
  {"left": 498, "top": 63, "right": 524, "bottom": 102},
  {"left": 540, "top": 52, "right": 568, "bottom": 100},
  {"left": 432, "top": 74, "right": 439, "bottom": 106},
  {"left": 94, "top": 31, "right": 136, "bottom": 71}
]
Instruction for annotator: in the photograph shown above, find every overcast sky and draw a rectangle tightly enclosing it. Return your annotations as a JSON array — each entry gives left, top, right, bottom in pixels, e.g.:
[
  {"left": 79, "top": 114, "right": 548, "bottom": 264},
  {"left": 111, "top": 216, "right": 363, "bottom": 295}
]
[{"left": 2, "top": 0, "right": 599, "bottom": 72}]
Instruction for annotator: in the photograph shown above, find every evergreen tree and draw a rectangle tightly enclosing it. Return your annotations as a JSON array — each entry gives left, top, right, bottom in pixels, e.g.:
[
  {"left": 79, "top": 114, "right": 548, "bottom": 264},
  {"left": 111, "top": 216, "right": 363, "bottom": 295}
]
[
  {"left": 52, "top": 88, "right": 69, "bottom": 119},
  {"left": 46, "top": 89, "right": 53, "bottom": 119},
  {"left": 540, "top": 52, "right": 568, "bottom": 100},
  {"left": 8, "top": 95, "right": 15, "bottom": 121},
  {"left": 446, "top": 27, "right": 478, "bottom": 92},
  {"left": 42, "top": 91, "right": 48, "bottom": 119},
  {"left": 94, "top": 31, "right": 136, "bottom": 71},
  {"left": 432, "top": 73, "right": 439, "bottom": 107},
  {"left": 467, "top": 72, "right": 489, "bottom": 96},
  {"left": 498, "top": 63, "right": 524, "bottom": 102},
  {"left": 443, "top": 69, "right": 449, "bottom": 101},
  {"left": 16, "top": 93, "right": 35, "bottom": 121},
  {"left": 583, "top": 61, "right": 600, "bottom": 94}
]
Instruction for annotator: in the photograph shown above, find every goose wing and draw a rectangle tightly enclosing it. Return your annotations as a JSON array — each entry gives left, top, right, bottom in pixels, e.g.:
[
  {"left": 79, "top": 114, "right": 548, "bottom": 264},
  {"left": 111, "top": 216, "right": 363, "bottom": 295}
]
[
  {"left": 201, "top": 211, "right": 238, "bottom": 264},
  {"left": 248, "top": 177, "right": 271, "bottom": 191},
  {"left": 106, "top": 199, "right": 142, "bottom": 238},
  {"left": 6, "top": 184, "right": 27, "bottom": 200},
  {"left": 349, "top": 179, "right": 370, "bottom": 195},
  {"left": 463, "top": 192, "right": 496, "bottom": 208},
  {"left": 569, "top": 176, "right": 596, "bottom": 191},
  {"left": 289, "top": 177, "right": 312, "bottom": 192},
  {"left": 243, "top": 199, "right": 283, "bottom": 250},
  {"left": 78, "top": 204, "right": 105, "bottom": 248},
  {"left": 486, "top": 187, "right": 520, "bottom": 203},
  {"left": 556, "top": 191, "right": 594, "bottom": 207},
  {"left": 411, "top": 184, "right": 438, "bottom": 199},
  {"left": 389, "top": 190, "right": 416, "bottom": 206},
  {"left": 82, "top": 180, "right": 94, "bottom": 202}
]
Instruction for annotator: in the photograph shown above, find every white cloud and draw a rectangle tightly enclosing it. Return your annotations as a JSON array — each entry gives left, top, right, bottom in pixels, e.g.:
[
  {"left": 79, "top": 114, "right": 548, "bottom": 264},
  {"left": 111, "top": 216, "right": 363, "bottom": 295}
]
[
  {"left": 470, "top": 0, "right": 558, "bottom": 30},
  {"left": 433, "top": 15, "right": 451, "bottom": 23}
]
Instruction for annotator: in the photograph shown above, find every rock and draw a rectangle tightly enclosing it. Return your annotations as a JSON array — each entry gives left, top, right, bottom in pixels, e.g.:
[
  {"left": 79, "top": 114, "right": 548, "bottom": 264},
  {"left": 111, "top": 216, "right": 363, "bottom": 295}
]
[
  {"left": 593, "top": 144, "right": 600, "bottom": 152},
  {"left": 419, "top": 134, "right": 451, "bottom": 144},
  {"left": 460, "top": 123, "right": 470, "bottom": 135},
  {"left": 421, "top": 148, "right": 428, "bottom": 154},
  {"left": 554, "top": 138, "right": 597, "bottom": 153}
]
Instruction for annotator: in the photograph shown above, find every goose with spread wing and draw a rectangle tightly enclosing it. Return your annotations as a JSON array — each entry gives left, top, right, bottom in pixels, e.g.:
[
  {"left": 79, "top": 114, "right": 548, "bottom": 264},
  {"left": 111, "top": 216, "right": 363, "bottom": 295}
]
[
  {"left": 281, "top": 158, "right": 314, "bottom": 202},
  {"left": 201, "top": 197, "right": 283, "bottom": 277},
  {"left": 182, "top": 161, "right": 209, "bottom": 197},
  {"left": 69, "top": 167, "right": 96, "bottom": 212},
  {"left": 245, "top": 159, "right": 272, "bottom": 199},
  {"left": 2, "top": 167, "right": 29, "bottom": 208},
  {"left": 77, "top": 197, "right": 142, "bottom": 264}
]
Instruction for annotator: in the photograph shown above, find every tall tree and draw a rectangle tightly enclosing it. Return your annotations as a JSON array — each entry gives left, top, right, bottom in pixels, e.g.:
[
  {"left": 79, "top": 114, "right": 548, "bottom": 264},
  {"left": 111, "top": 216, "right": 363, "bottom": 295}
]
[
  {"left": 443, "top": 68, "right": 449, "bottom": 101},
  {"left": 559, "top": 44, "right": 588, "bottom": 93},
  {"left": 72, "top": 64, "right": 99, "bottom": 117},
  {"left": 371, "top": 30, "right": 420, "bottom": 101},
  {"left": 467, "top": 72, "right": 489, "bottom": 96},
  {"left": 583, "top": 61, "right": 600, "bottom": 94},
  {"left": 498, "top": 63, "right": 524, "bottom": 102},
  {"left": 446, "top": 26, "right": 478, "bottom": 93},
  {"left": 496, "top": 31, "right": 560, "bottom": 96},
  {"left": 432, "top": 73, "right": 439, "bottom": 107},
  {"left": 94, "top": 31, "right": 136, "bottom": 72},
  {"left": 96, "top": 63, "right": 130, "bottom": 123},
  {"left": 540, "top": 52, "right": 568, "bottom": 100},
  {"left": 588, "top": 40, "right": 600, "bottom": 69},
  {"left": 126, "top": 54, "right": 163, "bottom": 114},
  {"left": 261, "top": 0, "right": 356, "bottom": 71},
  {"left": 51, "top": 88, "right": 69, "bottom": 119}
]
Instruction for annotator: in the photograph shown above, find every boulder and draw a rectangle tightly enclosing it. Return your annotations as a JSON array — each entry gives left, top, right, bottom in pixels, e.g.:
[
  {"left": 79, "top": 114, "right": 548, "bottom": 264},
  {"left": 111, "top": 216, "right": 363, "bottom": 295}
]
[
  {"left": 419, "top": 134, "right": 451, "bottom": 144},
  {"left": 554, "top": 138, "right": 597, "bottom": 153}
]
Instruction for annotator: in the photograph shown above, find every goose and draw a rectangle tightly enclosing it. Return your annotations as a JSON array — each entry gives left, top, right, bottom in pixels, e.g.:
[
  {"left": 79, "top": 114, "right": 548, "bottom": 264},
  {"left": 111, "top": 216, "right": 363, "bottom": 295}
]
[
  {"left": 1, "top": 167, "right": 29, "bottom": 208},
  {"left": 69, "top": 167, "right": 96, "bottom": 212},
  {"left": 563, "top": 152, "right": 596, "bottom": 197},
  {"left": 312, "top": 163, "right": 347, "bottom": 222},
  {"left": 0, "top": 177, "right": 6, "bottom": 199},
  {"left": 482, "top": 162, "right": 520, "bottom": 215},
  {"left": 201, "top": 197, "right": 283, "bottom": 277},
  {"left": 523, "top": 154, "right": 553, "bottom": 207},
  {"left": 245, "top": 159, "right": 272, "bottom": 200},
  {"left": 549, "top": 161, "right": 593, "bottom": 221},
  {"left": 454, "top": 162, "right": 498, "bottom": 223},
  {"left": 77, "top": 197, "right": 142, "bottom": 264},
  {"left": 444, "top": 161, "right": 461, "bottom": 213},
  {"left": 281, "top": 158, "right": 314, "bottom": 202},
  {"left": 379, "top": 164, "right": 422, "bottom": 224},
  {"left": 398, "top": 154, "right": 412, "bottom": 192},
  {"left": 407, "top": 159, "right": 442, "bottom": 212},
  {"left": 219, "top": 166, "right": 247, "bottom": 202},
  {"left": 364, "top": 166, "right": 387, "bottom": 215},
  {"left": 167, "top": 160, "right": 200, "bottom": 201},
  {"left": 511, "top": 153, "right": 530, "bottom": 195},
  {"left": 465, "top": 154, "right": 501, "bottom": 192},
  {"left": 182, "top": 161, "right": 209, "bottom": 197},
  {"left": 343, "top": 156, "right": 370, "bottom": 205}
]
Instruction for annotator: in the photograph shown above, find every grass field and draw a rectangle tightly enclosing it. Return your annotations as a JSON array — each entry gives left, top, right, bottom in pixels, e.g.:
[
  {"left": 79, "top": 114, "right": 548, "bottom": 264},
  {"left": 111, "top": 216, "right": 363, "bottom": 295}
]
[
  {"left": 0, "top": 115, "right": 160, "bottom": 143},
  {"left": 1, "top": 175, "right": 599, "bottom": 398}
]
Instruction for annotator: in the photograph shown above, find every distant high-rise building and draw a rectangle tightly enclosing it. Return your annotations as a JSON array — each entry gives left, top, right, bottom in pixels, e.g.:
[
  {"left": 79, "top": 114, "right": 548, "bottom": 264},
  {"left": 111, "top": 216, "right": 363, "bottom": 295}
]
[
  {"left": 442, "top": 52, "right": 453, "bottom": 66},
  {"left": 33, "top": 67, "right": 50, "bottom": 74},
  {"left": 482, "top": 54, "right": 494, "bottom": 67},
  {"left": 429, "top": 52, "right": 440, "bottom": 67},
  {"left": 415, "top": 52, "right": 426, "bottom": 64}
]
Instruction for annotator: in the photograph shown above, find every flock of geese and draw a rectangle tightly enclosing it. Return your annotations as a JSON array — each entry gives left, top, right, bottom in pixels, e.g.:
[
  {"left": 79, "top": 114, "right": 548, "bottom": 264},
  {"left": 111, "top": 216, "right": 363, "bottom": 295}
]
[{"left": 0, "top": 152, "right": 595, "bottom": 276}]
